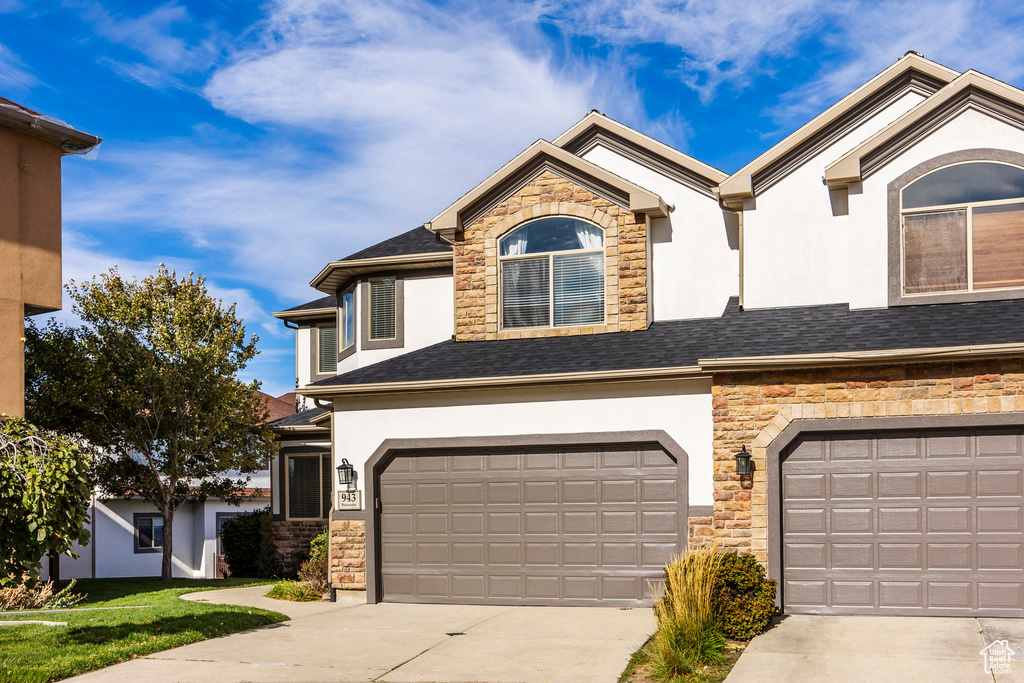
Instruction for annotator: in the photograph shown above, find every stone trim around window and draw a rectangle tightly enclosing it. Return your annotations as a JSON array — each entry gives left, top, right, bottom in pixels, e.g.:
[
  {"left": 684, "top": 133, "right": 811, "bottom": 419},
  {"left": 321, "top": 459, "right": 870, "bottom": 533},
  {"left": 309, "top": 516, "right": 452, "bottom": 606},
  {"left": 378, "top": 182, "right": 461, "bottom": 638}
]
[
  {"left": 887, "top": 148, "right": 1024, "bottom": 306},
  {"left": 360, "top": 276, "right": 405, "bottom": 350},
  {"left": 132, "top": 512, "right": 163, "bottom": 554}
]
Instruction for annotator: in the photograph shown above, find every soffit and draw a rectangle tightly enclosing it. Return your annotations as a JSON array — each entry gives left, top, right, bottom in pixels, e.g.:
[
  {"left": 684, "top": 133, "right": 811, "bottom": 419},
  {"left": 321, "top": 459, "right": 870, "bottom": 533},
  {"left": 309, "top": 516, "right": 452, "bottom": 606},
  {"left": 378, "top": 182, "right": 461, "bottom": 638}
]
[
  {"left": 719, "top": 53, "right": 958, "bottom": 202},
  {"left": 426, "top": 140, "right": 667, "bottom": 239},
  {"left": 553, "top": 111, "right": 727, "bottom": 197},
  {"left": 825, "top": 70, "right": 1024, "bottom": 187},
  {"left": 309, "top": 251, "right": 453, "bottom": 295}
]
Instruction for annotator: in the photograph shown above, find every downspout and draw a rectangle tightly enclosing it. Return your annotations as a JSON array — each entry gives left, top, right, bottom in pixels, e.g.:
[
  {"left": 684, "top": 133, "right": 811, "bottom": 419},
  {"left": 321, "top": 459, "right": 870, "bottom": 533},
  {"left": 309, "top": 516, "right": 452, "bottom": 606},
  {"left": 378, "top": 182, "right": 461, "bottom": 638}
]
[
  {"left": 433, "top": 227, "right": 459, "bottom": 341},
  {"left": 90, "top": 491, "right": 96, "bottom": 579},
  {"left": 718, "top": 194, "right": 744, "bottom": 310},
  {"left": 312, "top": 397, "right": 338, "bottom": 601}
]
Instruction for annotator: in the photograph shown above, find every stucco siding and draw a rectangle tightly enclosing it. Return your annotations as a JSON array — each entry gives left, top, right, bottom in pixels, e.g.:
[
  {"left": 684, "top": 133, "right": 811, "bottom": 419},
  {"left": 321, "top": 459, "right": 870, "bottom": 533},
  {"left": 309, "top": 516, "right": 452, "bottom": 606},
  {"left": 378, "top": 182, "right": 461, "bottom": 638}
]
[
  {"left": 742, "top": 90, "right": 927, "bottom": 310},
  {"left": 581, "top": 145, "right": 738, "bottom": 320},
  {"left": 848, "top": 107, "right": 1024, "bottom": 309},
  {"left": 331, "top": 378, "right": 715, "bottom": 507}
]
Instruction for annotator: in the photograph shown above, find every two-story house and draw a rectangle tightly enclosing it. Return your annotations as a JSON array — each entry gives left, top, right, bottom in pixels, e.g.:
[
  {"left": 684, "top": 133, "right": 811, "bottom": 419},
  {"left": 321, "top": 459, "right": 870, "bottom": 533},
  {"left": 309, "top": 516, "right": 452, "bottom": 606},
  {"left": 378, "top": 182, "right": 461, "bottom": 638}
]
[{"left": 271, "top": 53, "right": 1024, "bottom": 617}]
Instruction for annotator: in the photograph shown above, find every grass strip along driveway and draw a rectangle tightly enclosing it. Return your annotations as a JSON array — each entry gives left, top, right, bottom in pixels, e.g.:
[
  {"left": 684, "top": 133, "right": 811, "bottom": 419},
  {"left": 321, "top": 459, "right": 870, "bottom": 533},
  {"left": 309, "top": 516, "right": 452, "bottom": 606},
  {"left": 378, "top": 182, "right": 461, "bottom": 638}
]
[{"left": 0, "top": 578, "right": 286, "bottom": 683}]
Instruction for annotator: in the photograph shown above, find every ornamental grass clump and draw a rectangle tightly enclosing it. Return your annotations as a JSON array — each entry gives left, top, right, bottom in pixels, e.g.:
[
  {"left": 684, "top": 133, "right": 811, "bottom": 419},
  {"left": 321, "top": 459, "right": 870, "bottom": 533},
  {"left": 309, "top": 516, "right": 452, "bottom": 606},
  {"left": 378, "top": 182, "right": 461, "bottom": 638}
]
[{"left": 650, "top": 543, "right": 727, "bottom": 679}]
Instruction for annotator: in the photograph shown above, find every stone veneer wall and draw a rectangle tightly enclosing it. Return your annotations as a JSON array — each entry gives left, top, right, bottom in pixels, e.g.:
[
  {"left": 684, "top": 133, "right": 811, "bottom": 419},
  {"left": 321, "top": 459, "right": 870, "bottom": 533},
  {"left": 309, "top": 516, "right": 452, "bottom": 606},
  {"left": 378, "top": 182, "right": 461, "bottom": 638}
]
[
  {"left": 330, "top": 519, "right": 366, "bottom": 590},
  {"left": 707, "top": 359, "right": 1024, "bottom": 567},
  {"left": 272, "top": 519, "right": 326, "bottom": 574},
  {"left": 454, "top": 169, "right": 649, "bottom": 341}
]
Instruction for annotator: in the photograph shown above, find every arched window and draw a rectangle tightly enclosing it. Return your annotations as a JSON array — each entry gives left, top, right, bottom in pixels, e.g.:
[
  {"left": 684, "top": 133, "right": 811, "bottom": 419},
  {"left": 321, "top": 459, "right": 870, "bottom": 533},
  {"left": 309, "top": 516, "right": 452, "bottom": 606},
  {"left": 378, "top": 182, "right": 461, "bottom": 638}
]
[
  {"left": 901, "top": 161, "right": 1024, "bottom": 295},
  {"left": 498, "top": 216, "right": 605, "bottom": 329}
]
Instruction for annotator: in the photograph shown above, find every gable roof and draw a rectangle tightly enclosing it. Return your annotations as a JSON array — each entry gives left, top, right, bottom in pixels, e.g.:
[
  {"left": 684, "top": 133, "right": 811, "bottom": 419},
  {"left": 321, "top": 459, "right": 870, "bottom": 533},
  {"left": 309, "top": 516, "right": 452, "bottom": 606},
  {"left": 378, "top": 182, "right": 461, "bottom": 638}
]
[
  {"left": 303, "top": 296, "right": 1024, "bottom": 395},
  {"left": 0, "top": 95, "right": 101, "bottom": 154},
  {"left": 553, "top": 111, "right": 727, "bottom": 196},
  {"left": 268, "top": 406, "right": 330, "bottom": 431},
  {"left": 426, "top": 139, "right": 668, "bottom": 240},
  {"left": 718, "top": 53, "right": 958, "bottom": 203},
  {"left": 825, "top": 70, "right": 1024, "bottom": 187},
  {"left": 273, "top": 294, "right": 338, "bottom": 321}
]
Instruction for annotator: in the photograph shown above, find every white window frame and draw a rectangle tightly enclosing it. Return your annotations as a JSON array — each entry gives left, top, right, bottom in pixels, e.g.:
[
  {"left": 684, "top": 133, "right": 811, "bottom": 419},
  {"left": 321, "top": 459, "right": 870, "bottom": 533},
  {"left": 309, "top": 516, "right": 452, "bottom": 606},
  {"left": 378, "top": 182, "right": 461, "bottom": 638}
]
[
  {"left": 900, "top": 161, "right": 1024, "bottom": 298},
  {"left": 498, "top": 222, "right": 606, "bottom": 331}
]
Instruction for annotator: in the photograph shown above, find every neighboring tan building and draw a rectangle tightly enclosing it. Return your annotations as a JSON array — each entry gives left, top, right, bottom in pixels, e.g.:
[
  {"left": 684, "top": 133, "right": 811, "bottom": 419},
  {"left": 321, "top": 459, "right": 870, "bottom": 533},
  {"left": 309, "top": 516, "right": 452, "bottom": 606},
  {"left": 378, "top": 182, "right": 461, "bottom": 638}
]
[
  {"left": 0, "top": 96, "right": 100, "bottom": 417},
  {"left": 271, "top": 53, "right": 1024, "bottom": 617}
]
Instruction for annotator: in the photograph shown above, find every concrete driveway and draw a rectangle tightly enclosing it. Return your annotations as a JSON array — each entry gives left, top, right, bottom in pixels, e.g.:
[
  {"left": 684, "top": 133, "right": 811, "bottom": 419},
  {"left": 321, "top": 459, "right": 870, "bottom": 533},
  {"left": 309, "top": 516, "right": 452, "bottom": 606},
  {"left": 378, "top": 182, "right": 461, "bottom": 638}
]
[
  {"left": 726, "top": 614, "right": 1023, "bottom": 683},
  {"left": 66, "top": 586, "right": 654, "bottom": 683}
]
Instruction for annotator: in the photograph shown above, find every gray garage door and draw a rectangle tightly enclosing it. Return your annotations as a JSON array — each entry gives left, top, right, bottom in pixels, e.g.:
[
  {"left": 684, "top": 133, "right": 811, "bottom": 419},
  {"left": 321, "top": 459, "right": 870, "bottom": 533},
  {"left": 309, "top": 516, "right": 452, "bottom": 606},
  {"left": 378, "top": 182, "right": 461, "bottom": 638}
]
[
  {"left": 782, "top": 428, "right": 1024, "bottom": 616},
  {"left": 378, "top": 444, "right": 682, "bottom": 606}
]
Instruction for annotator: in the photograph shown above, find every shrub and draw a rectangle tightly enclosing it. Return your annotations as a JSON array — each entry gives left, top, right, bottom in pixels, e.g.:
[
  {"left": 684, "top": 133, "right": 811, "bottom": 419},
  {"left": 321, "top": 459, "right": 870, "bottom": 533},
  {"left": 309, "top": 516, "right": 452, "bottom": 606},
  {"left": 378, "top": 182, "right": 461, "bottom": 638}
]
[
  {"left": 266, "top": 580, "right": 322, "bottom": 602},
  {"left": 221, "top": 507, "right": 275, "bottom": 578},
  {"left": 0, "top": 579, "right": 85, "bottom": 611},
  {"left": 712, "top": 553, "right": 778, "bottom": 640},
  {"left": 297, "top": 530, "right": 329, "bottom": 593},
  {"left": 650, "top": 543, "right": 727, "bottom": 679}
]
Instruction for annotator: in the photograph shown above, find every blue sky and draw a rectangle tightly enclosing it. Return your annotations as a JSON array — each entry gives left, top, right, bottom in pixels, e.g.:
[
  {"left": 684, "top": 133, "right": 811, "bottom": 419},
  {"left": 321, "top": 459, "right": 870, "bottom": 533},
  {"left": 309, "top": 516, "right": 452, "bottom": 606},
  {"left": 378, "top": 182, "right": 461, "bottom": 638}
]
[{"left": 4, "top": 0, "right": 1024, "bottom": 396}]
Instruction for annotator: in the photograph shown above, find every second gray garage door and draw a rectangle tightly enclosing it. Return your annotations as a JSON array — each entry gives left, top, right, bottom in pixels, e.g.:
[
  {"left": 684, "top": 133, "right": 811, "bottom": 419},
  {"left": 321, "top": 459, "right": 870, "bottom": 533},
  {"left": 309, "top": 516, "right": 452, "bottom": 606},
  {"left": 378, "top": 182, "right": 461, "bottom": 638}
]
[
  {"left": 378, "top": 443, "right": 683, "bottom": 606},
  {"left": 782, "top": 428, "right": 1024, "bottom": 616}
]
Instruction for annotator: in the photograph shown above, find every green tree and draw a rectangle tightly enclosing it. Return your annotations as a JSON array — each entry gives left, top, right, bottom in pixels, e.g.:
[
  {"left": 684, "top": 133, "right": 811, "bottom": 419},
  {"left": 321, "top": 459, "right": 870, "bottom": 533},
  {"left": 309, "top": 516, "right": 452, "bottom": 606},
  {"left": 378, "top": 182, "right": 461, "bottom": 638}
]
[
  {"left": 0, "top": 417, "right": 92, "bottom": 585},
  {"left": 25, "top": 266, "right": 276, "bottom": 580}
]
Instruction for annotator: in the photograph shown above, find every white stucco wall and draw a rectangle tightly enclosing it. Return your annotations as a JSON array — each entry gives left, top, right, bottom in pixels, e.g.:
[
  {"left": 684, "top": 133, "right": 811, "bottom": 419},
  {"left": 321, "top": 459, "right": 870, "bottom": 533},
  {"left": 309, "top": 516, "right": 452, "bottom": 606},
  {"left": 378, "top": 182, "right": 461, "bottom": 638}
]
[
  {"left": 337, "top": 272, "right": 453, "bottom": 374},
  {"left": 844, "top": 107, "right": 1024, "bottom": 309},
  {"left": 296, "top": 325, "right": 313, "bottom": 410},
  {"left": 742, "top": 89, "right": 928, "bottom": 310},
  {"left": 50, "top": 496, "right": 270, "bottom": 580},
  {"left": 331, "top": 378, "right": 714, "bottom": 508},
  {"left": 580, "top": 146, "right": 738, "bottom": 320}
]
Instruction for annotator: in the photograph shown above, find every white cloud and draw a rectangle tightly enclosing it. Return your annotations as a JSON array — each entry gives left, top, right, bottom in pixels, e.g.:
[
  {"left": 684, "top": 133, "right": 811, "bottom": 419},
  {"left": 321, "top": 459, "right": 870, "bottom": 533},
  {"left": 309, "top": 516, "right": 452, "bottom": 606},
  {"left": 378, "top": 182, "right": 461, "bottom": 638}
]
[
  {"left": 0, "top": 42, "right": 36, "bottom": 91},
  {"left": 765, "top": 0, "right": 1024, "bottom": 128},
  {"left": 544, "top": 0, "right": 823, "bottom": 102},
  {"left": 80, "top": 1, "right": 226, "bottom": 88},
  {"left": 66, "top": 0, "right": 654, "bottom": 302}
]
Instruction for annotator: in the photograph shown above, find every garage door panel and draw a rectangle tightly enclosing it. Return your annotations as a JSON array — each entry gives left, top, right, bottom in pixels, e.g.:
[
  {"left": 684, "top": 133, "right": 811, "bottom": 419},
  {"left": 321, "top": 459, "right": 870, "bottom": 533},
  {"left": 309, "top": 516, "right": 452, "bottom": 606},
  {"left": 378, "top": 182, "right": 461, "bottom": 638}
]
[
  {"left": 380, "top": 443, "right": 680, "bottom": 606},
  {"left": 782, "top": 428, "right": 1024, "bottom": 616}
]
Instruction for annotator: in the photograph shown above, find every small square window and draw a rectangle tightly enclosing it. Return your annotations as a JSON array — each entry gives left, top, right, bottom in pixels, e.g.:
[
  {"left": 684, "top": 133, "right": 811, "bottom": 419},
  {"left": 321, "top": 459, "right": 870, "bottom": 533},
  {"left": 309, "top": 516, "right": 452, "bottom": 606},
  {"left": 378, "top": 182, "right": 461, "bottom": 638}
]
[{"left": 135, "top": 514, "right": 164, "bottom": 553}]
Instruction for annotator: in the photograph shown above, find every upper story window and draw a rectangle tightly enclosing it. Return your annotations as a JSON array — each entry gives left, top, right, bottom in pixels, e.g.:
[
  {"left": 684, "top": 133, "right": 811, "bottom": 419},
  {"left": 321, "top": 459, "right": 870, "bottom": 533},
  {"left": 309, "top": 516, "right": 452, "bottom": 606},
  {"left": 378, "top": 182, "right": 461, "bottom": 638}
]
[
  {"left": 901, "top": 161, "right": 1024, "bottom": 296},
  {"left": 369, "top": 277, "right": 396, "bottom": 340},
  {"left": 498, "top": 217, "right": 605, "bottom": 329},
  {"left": 340, "top": 288, "right": 355, "bottom": 351},
  {"left": 317, "top": 323, "right": 337, "bottom": 374}
]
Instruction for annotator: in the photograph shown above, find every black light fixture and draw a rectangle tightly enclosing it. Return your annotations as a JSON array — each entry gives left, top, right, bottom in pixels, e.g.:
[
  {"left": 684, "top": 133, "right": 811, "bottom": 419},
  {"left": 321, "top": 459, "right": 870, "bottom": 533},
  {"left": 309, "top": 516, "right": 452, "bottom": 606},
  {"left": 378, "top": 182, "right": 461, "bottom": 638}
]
[
  {"left": 336, "top": 458, "right": 356, "bottom": 490},
  {"left": 735, "top": 446, "right": 753, "bottom": 477}
]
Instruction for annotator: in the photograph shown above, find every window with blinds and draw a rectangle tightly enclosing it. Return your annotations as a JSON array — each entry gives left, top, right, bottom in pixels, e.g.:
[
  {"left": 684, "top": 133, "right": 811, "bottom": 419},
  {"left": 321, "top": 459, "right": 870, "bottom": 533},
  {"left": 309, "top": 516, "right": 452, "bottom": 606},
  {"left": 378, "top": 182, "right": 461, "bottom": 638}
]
[
  {"left": 369, "top": 277, "right": 396, "bottom": 340},
  {"left": 287, "top": 454, "right": 330, "bottom": 519},
  {"left": 498, "top": 217, "right": 604, "bottom": 329},
  {"left": 317, "top": 324, "right": 338, "bottom": 373},
  {"left": 341, "top": 288, "right": 355, "bottom": 350},
  {"left": 901, "top": 162, "right": 1024, "bottom": 297}
]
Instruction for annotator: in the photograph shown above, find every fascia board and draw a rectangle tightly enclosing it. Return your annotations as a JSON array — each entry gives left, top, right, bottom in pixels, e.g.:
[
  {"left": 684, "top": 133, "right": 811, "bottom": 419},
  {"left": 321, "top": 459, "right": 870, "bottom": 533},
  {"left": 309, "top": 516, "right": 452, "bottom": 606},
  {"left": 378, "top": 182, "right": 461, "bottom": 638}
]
[
  {"left": 824, "top": 71, "right": 1024, "bottom": 187},
  {"left": 719, "top": 54, "right": 959, "bottom": 199},
  {"left": 272, "top": 307, "right": 336, "bottom": 321},
  {"left": 309, "top": 251, "right": 453, "bottom": 292},
  {"left": 299, "top": 364, "right": 704, "bottom": 397},
  {"left": 425, "top": 140, "right": 667, "bottom": 235},
  {"left": 0, "top": 103, "right": 101, "bottom": 153},
  {"left": 553, "top": 111, "right": 728, "bottom": 183}
]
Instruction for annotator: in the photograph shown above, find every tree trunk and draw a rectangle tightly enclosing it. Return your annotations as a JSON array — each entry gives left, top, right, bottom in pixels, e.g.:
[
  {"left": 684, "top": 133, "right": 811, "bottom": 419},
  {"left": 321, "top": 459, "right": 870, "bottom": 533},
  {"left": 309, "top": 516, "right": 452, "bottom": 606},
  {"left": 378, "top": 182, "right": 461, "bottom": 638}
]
[
  {"left": 161, "top": 508, "right": 174, "bottom": 580},
  {"left": 48, "top": 551, "right": 60, "bottom": 585}
]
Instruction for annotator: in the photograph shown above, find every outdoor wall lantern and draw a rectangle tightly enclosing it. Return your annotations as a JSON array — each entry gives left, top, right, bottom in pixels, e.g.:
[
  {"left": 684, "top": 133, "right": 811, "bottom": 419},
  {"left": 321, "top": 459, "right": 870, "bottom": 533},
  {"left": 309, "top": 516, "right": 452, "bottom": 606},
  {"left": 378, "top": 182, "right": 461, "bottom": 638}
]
[
  {"left": 734, "top": 446, "right": 753, "bottom": 478},
  {"left": 336, "top": 458, "right": 357, "bottom": 491}
]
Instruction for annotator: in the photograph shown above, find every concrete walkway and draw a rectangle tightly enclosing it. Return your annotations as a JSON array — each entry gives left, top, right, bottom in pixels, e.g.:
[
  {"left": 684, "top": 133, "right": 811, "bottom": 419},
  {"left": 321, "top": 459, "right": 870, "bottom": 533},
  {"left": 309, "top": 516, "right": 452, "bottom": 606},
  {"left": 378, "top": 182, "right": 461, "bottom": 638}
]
[
  {"left": 67, "top": 585, "right": 655, "bottom": 683},
  {"left": 726, "top": 615, "right": 1023, "bottom": 683}
]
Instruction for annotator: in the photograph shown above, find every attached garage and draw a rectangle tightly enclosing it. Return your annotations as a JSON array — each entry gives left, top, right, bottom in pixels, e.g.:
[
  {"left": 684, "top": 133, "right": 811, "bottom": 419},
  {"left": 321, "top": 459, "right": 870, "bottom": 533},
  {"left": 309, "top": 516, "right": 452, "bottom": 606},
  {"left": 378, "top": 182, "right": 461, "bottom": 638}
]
[
  {"left": 364, "top": 433, "right": 688, "bottom": 607},
  {"left": 779, "top": 425, "right": 1024, "bottom": 616}
]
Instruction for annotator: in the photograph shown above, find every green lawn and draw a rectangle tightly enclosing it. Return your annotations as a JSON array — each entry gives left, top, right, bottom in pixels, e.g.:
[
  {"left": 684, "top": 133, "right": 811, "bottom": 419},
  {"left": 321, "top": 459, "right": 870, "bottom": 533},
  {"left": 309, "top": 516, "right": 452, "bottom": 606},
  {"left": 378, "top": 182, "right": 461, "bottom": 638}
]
[{"left": 0, "top": 578, "right": 287, "bottom": 683}]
